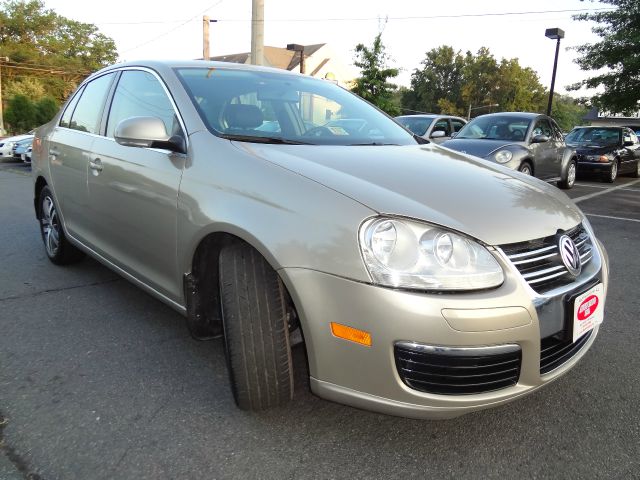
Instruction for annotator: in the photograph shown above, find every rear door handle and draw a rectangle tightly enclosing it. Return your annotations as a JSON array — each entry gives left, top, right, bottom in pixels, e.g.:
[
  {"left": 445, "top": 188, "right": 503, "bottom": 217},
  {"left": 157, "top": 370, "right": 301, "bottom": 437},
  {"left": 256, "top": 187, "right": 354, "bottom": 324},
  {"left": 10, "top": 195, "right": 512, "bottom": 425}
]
[{"left": 89, "top": 158, "right": 103, "bottom": 173}]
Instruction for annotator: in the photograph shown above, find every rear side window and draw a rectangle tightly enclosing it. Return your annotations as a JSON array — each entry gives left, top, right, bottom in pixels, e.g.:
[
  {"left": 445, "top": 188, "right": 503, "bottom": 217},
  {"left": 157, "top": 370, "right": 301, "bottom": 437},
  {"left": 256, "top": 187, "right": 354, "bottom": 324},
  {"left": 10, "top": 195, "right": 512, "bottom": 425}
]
[
  {"left": 106, "top": 70, "right": 181, "bottom": 139},
  {"left": 68, "top": 73, "right": 115, "bottom": 134},
  {"left": 59, "top": 87, "right": 84, "bottom": 128}
]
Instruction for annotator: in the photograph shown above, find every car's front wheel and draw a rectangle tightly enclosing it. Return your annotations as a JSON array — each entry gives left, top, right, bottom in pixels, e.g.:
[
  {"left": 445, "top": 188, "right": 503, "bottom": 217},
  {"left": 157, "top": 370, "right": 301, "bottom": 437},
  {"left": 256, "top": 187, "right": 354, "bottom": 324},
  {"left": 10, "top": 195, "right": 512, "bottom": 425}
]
[
  {"left": 631, "top": 160, "right": 640, "bottom": 178},
  {"left": 38, "top": 186, "right": 84, "bottom": 265},
  {"left": 219, "top": 242, "right": 294, "bottom": 411},
  {"left": 518, "top": 162, "right": 533, "bottom": 175},
  {"left": 558, "top": 160, "right": 576, "bottom": 189},
  {"left": 605, "top": 160, "right": 618, "bottom": 183}
]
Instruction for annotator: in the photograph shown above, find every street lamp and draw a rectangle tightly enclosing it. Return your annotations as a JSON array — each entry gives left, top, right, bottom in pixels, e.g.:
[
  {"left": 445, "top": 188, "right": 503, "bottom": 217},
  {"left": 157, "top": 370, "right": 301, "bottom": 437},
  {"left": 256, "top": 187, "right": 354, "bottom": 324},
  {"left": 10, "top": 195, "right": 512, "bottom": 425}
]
[
  {"left": 467, "top": 103, "right": 499, "bottom": 120},
  {"left": 287, "top": 44, "right": 305, "bottom": 74},
  {"left": 545, "top": 27, "right": 565, "bottom": 116}
]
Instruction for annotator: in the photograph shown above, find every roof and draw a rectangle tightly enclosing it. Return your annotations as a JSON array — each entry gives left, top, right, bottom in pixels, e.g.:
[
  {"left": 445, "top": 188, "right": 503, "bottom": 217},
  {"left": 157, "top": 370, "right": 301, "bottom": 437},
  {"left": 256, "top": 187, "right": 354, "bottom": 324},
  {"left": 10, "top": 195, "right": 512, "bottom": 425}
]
[
  {"left": 475, "top": 112, "right": 542, "bottom": 119},
  {"left": 209, "top": 44, "right": 326, "bottom": 71}
]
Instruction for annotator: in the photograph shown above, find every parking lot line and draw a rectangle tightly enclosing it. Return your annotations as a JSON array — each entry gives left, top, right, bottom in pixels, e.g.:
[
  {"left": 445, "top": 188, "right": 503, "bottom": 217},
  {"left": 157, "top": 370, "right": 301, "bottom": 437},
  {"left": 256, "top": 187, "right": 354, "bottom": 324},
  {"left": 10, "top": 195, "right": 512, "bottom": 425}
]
[
  {"left": 585, "top": 213, "right": 640, "bottom": 224},
  {"left": 575, "top": 182, "right": 640, "bottom": 192},
  {"left": 572, "top": 179, "right": 640, "bottom": 203}
]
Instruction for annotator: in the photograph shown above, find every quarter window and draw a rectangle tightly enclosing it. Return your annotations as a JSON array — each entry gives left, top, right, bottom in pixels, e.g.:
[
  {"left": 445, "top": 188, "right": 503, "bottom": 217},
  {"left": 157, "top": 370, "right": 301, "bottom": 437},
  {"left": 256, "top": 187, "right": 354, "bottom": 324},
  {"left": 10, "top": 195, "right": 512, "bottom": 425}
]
[
  {"left": 106, "top": 70, "right": 181, "bottom": 139},
  {"left": 68, "top": 73, "right": 115, "bottom": 134}
]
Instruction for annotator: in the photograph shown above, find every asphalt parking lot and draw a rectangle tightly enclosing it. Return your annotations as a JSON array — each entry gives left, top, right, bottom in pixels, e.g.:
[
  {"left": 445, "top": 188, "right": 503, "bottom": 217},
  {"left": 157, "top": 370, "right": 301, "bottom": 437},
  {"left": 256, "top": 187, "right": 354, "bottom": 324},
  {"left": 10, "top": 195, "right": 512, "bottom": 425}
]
[{"left": 1, "top": 161, "right": 639, "bottom": 479}]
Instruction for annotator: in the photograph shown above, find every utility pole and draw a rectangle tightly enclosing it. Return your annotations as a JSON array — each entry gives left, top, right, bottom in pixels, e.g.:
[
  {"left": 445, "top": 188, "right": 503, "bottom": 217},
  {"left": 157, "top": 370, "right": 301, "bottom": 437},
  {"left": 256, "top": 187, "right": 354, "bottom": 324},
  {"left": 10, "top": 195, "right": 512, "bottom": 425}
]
[
  {"left": 250, "top": 0, "right": 264, "bottom": 65},
  {"left": 0, "top": 57, "right": 7, "bottom": 136},
  {"left": 202, "top": 16, "right": 217, "bottom": 61}
]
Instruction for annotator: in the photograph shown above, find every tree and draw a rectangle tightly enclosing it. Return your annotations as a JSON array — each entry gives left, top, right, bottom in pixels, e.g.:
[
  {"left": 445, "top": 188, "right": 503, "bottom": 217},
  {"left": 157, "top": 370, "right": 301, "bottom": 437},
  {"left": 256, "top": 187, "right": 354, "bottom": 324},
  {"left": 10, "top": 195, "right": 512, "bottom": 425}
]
[
  {"left": 0, "top": 0, "right": 118, "bottom": 115},
  {"left": 550, "top": 94, "right": 589, "bottom": 131},
  {"left": 570, "top": 0, "right": 640, "bottom": 113},
  {"left": 352, "top": 32, "right": 400, "bottom": 116},
  {"left": 35, "top": 96, "right": 59, "bottom": 125},
  {"left": 402, "top": 46, "right": 465, "bottom": 114},
  {"left": 5, "top": 94, "right": 37, "bottom": 131}
]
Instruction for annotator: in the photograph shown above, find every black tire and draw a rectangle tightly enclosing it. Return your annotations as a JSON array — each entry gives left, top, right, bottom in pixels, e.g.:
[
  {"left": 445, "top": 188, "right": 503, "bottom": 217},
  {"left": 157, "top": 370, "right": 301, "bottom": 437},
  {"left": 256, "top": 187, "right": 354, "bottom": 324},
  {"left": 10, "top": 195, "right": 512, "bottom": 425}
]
[
  {"left": 219, "top": 242, "right": 293, "bottom": 410},
  {"left": 38, "top": 186, "right": 84, "bottom": 265},
  {"left": 558, "top": 160, "right": 576, "bottom": 190},
  {"left": 518, "top": 162, "right": 533, "bottom": 175},
  {"left": 605, "top": 160, "right": 618, "bottom": 183},
  {"left": 630, "top": 160, "right": 640, "bottom": 178}
]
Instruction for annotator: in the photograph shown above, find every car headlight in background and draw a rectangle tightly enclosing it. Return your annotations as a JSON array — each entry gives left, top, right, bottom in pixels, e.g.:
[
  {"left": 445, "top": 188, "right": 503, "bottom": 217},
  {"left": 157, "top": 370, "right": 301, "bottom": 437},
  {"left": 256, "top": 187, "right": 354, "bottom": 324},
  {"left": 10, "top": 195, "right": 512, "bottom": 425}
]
[
  {"left": 359, "top": 217, "right": 504, "bottom": 291},
  {"left": 494, "top": 150, "right": 513, "bottom": 164}
]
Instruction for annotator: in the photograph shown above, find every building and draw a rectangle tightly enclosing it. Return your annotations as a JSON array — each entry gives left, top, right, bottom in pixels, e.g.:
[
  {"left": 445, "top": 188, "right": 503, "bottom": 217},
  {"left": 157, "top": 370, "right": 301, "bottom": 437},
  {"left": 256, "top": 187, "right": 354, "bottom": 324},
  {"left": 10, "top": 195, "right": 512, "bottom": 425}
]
[
  {"left": 208, "top": 44, "right": 355, "bottom": 89},
  {"left": 583, "top": 107, "right": 640, "bottom": 129}
]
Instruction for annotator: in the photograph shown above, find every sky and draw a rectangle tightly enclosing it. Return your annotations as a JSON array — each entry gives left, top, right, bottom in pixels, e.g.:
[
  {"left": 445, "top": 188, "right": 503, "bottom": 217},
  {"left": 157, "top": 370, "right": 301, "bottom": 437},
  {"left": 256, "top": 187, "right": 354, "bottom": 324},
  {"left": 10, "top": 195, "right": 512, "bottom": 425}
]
[{"left": 43, "top": 0, "right": 606, "bottom": 96}]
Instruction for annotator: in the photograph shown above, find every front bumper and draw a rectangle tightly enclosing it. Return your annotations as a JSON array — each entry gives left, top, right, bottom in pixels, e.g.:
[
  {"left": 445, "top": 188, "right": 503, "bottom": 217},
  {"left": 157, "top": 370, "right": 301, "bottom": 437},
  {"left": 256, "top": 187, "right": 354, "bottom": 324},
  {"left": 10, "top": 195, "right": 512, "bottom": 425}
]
[{"left": 280, "top": 239, "right": 609, "bottom": 419}]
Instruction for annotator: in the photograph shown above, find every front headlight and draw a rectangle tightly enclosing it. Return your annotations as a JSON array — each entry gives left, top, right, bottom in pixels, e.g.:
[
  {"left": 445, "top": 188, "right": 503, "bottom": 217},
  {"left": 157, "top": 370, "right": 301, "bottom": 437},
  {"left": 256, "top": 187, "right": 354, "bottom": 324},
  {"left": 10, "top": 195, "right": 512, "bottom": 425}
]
[
  {"left": 494, "top": 150, "right": 513, "bottom": 164},
  {"left": 359, "top": 217, "right": 504, "bottom": 291}
]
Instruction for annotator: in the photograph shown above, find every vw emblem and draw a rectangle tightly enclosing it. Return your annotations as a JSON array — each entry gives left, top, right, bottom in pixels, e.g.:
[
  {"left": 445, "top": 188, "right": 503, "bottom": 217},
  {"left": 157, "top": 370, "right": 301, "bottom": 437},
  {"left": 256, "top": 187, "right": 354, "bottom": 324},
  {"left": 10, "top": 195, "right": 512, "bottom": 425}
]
[{"left": 558, "top": 235, "right": 581, "bottom": 277}]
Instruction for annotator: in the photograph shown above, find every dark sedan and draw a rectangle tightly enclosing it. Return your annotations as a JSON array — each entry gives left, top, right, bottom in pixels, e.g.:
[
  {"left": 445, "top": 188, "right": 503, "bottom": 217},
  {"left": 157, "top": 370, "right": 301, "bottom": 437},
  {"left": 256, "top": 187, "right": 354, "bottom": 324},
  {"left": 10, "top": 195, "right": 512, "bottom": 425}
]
[
  {"left": 565, "top": 126, "right": 640, "bottom": 182},
  {"left": 443, "top": 112, "right": 577, "bottom": 189}
]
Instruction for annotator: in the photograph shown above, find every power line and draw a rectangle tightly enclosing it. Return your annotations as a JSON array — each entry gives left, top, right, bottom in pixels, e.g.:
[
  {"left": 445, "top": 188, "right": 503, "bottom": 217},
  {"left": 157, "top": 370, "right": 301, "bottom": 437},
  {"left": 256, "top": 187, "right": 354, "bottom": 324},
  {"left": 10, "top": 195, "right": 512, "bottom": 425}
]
[
  {"left": 120, "top": 0, "right": 226, "bottom": 54},
  {"left": 216, "top": 7, "right": 615, "bottom": 23}
]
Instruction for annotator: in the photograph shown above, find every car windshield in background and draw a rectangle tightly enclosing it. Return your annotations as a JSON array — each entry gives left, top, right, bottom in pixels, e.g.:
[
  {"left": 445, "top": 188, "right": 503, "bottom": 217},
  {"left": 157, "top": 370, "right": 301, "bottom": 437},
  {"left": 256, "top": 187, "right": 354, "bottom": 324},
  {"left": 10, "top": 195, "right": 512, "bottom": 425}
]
[
  {"left": 396, "top": 117, "right": 433, "bottom": 136},
  {"left": 175, "top": 68, "right": 416, "bottom": 146},
  {"left": 565, "top": 128, "right": 621, "bottom": 146},
  {"left": 455, "top": 116, "right": 531, "bottom": 141}
]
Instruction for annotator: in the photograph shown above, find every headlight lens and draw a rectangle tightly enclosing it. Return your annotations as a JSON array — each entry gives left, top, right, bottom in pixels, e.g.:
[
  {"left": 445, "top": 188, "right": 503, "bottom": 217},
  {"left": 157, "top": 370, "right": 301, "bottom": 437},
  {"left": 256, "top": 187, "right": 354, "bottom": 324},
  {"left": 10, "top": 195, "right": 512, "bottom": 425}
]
[
  {"left": 494, "top": 150, "right": 513, "bottom": 164},
  {"left": 360, "top": 217, "right": 504, "bottom": 291}
]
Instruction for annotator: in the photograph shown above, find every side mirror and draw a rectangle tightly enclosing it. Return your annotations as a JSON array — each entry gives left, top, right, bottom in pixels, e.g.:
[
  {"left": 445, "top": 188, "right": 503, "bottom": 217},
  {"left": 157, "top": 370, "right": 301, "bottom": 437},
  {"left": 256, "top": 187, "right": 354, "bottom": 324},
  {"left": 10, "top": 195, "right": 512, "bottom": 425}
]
[
  {"left": 115, "top": 116, "right": 186, "bottom": 154},
  {"left": 531, "top": 134, "right": 550, "bottom": 144},
  {"left": 431, "top": 130, "right": 446, "bottom": 139}
]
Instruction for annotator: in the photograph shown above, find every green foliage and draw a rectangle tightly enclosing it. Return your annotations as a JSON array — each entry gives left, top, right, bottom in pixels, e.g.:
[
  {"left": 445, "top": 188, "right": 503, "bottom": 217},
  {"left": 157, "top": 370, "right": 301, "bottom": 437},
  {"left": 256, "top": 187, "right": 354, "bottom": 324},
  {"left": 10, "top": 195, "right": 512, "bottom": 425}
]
[
  {"left": 402, "top": 46, "right": 548, "bottom": 118},
  {"left": 352, "top": 33, "right": 401, "bottom": 116},
  {"left": 5, "top": 94, "right": 36, "bottom": 131},
  {"left": 0, "top": 0, "right": 118, "bottom": 129},
  {"left": 551, "top": 94, "right": 589, "bottom": 131},
  {"left": 35, "top": 96, "right": 59, "bottom": 125},
  {"left": 570, "top": 0, "right": 640, "bottom": 114}
]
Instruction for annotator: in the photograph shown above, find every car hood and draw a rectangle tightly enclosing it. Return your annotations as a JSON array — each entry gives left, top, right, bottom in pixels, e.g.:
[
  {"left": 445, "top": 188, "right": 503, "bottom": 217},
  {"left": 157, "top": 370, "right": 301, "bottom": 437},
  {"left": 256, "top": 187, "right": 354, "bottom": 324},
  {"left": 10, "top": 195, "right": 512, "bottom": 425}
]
[
  {"left": 442, "top": 138, "right": 524, "bottom": 158},
  {"left": 231, "top": 142, "right": 583, "bottom": 246},
  {"left": 567, "top": 144, "right": 616, "bottom": 156}
]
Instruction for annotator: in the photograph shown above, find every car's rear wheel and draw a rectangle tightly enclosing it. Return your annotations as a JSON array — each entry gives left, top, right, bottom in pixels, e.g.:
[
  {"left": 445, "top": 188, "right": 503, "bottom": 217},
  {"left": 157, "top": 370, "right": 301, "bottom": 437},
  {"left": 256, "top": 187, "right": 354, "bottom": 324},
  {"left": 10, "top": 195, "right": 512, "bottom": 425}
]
[
  {"left": 558, "top": 160, "right": 576, "bottom": 189},
  {"left": 605, "top": 160, "right": 618, "bottom": 183},
  {"left": 219, "top": 242, "right": 294, "bottom": 411},
  {"left": 38, "top": 186, "right": 84, "bottom": 265},
  {"left": 518, "top": 162, "right": 532, "bottom": 175}
]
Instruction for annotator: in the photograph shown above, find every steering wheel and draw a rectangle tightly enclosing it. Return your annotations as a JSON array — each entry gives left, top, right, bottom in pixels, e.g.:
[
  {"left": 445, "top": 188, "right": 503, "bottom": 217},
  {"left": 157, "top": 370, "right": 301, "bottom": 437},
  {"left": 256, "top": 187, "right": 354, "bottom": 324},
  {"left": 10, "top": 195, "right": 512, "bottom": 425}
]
[
  {"left": 302, "top": 126, "right": 335, "bottom": 138},
  {"left": 511, "top": 130, "right": 525, "bottom": 141}
]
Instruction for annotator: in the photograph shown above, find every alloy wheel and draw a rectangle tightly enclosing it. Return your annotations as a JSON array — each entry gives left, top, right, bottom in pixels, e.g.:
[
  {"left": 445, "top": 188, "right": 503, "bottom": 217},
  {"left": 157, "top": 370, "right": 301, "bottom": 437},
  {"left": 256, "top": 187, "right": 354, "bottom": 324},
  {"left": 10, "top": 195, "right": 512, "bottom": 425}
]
[
  {"left": 41, "top": 195, "right": 60, "bottom": 257},
  {"left": 567, "top": 162, "right": 576, "bottom": 187}
]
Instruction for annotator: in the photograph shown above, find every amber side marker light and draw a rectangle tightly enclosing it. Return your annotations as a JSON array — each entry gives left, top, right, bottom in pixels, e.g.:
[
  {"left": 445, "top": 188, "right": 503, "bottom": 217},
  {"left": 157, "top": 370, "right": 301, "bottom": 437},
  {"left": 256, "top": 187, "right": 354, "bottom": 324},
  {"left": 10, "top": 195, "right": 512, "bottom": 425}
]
[{"left": 330, "top": 322, "right": 372, "bottom": 347}]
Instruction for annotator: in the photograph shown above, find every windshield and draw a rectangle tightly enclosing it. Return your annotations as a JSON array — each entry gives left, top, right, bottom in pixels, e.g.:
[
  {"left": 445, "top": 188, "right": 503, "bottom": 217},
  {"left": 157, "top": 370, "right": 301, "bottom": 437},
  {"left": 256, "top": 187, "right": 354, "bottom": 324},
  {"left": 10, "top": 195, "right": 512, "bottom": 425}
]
[
  {"left": 455, "top": 116, "right": 530, "bottom": 141},
  {"left": 175, "top": 68, "right": 416, "bottom": 146},
  {"left": 565, "top": 127, "right": 621, "bottom": 146},
  {"left": 395, "top": 116, "right": 433, "bottom": 136}
]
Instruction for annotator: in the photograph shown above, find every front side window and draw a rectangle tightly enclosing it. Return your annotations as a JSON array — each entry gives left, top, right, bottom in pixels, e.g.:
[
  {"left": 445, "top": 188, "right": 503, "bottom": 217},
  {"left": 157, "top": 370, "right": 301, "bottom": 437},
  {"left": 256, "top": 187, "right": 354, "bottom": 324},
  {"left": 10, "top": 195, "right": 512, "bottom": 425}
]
[
  {"left": 59, "top": 87, "right": 84, "bottom": 128},
  {"left": 68, "top": 73, "right": 115, "bottom": 134},
  {"left": 175, "top": 68, "right": 416, "bottom": 146},
  {"left": 432, "top": 119, "right": 450, "bottom": 136},
  {"left": 532, "top": 119, "right": 553, "bottom": 138},
  {"left": 106, "top": 70, "right": 181, "bottom": 139},
  {"left": 451, "top": 119, "right": 465, "bottom": 132}
]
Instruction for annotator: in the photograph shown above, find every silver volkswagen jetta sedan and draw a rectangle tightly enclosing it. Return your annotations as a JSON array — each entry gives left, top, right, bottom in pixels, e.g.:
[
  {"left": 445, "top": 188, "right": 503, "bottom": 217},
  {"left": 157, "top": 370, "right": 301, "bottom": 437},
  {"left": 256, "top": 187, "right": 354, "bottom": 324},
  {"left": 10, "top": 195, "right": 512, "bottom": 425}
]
[{"left": 31, "top": 61, "right": 608, "bottom": 419}]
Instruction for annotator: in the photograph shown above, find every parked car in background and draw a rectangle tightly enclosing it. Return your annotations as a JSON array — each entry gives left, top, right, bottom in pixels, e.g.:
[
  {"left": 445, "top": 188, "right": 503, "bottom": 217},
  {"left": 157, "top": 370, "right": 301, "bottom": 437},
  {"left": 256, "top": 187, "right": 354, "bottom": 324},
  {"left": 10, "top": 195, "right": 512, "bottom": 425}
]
[
  {"left": 395, "top": 114, "right": 467, "bottom": 144},
  {"left": 32, "top": 60, "right": 608, "bottom": 419},
  {"left": 442, "top": 112, "right": 577, "bottom": 189},
  {"left": 0, "top": 133, "right": 33, "bottom": 159},
  {"left": 14, "top": 137, "right": 33, "bottom": 162},
  {"left": 565, "top": 126, "right": 640, "bottom": 182}
]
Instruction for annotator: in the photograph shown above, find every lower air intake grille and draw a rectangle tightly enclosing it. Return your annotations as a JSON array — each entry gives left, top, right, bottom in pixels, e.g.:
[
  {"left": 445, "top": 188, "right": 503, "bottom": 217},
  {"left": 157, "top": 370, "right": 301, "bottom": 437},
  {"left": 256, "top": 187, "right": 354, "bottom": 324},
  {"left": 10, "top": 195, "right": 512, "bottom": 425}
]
[
  {"left": 394, "top": 343, "right": 521, "bottom": 395},
  {"left": 540, "top": 330, "right": 593, "bottom": 374}
]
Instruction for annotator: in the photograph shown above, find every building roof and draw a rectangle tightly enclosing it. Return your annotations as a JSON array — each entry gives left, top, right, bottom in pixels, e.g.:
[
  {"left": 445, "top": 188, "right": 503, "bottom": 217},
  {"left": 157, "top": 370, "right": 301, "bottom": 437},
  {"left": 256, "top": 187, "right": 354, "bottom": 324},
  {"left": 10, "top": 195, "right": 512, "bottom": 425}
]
[{"left": 210, "top": 44, "right": 326, "bottom": 71}]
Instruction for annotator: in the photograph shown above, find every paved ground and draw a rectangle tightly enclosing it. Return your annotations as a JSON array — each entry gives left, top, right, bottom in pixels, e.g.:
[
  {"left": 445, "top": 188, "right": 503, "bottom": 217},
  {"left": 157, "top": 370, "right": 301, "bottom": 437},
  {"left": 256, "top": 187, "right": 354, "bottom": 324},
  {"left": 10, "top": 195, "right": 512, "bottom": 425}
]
[{"left": 1, "top": 162, "right": 639, "bottom": 479}]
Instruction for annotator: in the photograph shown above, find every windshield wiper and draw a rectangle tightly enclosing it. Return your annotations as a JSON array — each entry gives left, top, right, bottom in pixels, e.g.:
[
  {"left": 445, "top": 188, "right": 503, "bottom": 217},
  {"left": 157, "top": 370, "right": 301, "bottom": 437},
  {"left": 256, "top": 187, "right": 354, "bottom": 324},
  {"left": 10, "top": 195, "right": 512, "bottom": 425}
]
[
  {"left": 349, "top": 142, "right": 400, "bottom": 146},
  {"left": 222, "top": 134, "right": 312, "bottom": 145}
]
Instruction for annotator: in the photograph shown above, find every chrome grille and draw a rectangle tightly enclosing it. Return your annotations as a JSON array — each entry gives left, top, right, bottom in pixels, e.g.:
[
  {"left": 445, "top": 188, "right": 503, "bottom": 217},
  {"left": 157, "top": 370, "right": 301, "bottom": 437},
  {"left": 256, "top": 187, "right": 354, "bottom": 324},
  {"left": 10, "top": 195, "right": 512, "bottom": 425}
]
[{"left": 500, "top": 224, "right": 593, "bottom": 294}]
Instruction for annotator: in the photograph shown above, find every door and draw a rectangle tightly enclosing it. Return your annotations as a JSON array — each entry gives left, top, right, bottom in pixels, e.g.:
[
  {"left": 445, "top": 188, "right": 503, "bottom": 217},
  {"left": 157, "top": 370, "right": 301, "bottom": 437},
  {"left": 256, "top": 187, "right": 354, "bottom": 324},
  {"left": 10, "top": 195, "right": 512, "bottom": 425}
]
[
  {"left": 86, "top": 69, "right": 187, "bottom": 301},
  {"left": 48, "top": 73, "right": 116, "bottom": 243},
  {"left": 529, "top": 118, "right": 557, "bottom": 179}
]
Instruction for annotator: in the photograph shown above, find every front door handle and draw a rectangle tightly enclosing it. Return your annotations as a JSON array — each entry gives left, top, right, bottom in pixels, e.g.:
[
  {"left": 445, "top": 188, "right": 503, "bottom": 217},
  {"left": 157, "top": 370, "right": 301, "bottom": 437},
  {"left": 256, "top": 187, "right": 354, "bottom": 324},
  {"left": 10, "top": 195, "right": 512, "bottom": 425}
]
[{"left": 89, "top": 158, "right": 103, "bottom": 173}]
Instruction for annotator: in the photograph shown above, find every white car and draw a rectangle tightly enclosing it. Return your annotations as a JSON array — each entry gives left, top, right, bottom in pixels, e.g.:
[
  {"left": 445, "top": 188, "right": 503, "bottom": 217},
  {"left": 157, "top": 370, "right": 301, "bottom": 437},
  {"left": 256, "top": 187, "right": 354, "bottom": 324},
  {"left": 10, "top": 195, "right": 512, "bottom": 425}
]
[{"left": 0, "top": 134, "right": 33, "bottom": 158}]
